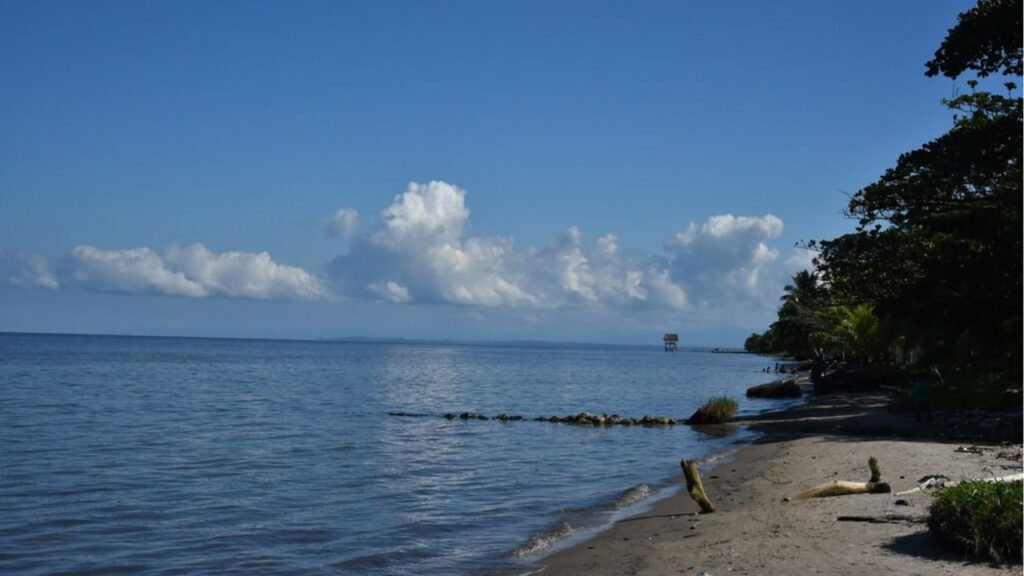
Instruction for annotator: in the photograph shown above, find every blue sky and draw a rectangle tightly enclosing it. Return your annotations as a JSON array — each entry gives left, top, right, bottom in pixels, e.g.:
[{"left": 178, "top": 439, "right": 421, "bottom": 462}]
[{"left": 0, "top": 0, "right": 980, "bottom": 345}]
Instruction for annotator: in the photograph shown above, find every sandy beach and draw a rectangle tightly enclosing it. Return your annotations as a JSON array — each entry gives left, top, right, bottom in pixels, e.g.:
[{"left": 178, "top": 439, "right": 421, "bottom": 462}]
[{"left": 535, "top": 388, "right": 1022, "bottom": 576}]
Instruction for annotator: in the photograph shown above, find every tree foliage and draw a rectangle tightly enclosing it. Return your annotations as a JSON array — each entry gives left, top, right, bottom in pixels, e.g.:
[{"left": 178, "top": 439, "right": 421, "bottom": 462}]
[
  {"left": 815, "top": 92, "right": 1022, "bottom": 368},
  {"left": 751, "top": 1, "right": 1022, "bottom": 388},
  {"left": 809, "top": 304, "right": 887, "bottom": 364},
  {"left": 744, "top": 272, "right": 888, "bottom": 364},
  {"left": 925, "top": 0, "right": 1022, "bottom": 78},
  {"left": 812, "top": 0, "right": 1022, "bottom": 379}
]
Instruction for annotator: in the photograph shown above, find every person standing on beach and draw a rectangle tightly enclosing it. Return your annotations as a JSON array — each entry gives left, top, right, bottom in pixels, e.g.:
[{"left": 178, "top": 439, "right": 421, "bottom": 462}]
[
  {"left": 913, "top": 367, "right": 940, "bottom": 423},
  {"left": 811, "top": 355, "right": 824, "bottom": 387}
]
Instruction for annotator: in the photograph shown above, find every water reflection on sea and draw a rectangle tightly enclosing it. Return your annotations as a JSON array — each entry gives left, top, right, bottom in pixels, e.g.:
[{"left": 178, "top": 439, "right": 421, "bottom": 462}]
[{"left": 0, "top": 333, "right": 791, "bottom": 575}]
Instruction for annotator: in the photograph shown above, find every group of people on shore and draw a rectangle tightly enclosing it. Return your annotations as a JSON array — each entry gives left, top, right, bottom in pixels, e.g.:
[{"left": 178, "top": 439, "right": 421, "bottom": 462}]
[{"left": 761, "top": 363, "right": 796, "bottom": 374}]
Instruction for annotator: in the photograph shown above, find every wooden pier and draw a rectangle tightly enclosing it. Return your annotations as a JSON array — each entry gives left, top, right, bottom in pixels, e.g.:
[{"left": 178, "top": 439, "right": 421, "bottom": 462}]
[{"left": 663, "top": 333, "right": 678, "bottom": 352}]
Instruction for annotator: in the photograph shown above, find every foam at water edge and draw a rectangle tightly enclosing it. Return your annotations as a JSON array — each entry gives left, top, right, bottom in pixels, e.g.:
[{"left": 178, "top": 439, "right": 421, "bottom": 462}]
[
  {"left": 512, "top": 521, "right": 574, "bottom": 558},
  {"left": 613, "top": 483, "right": 651, "bottom": 509},
  {"left": 694, "top": 447, "right": 738, "bottom": 467},
  {"left": 511, "top": 482, "right": 657, "bottom": 562}
]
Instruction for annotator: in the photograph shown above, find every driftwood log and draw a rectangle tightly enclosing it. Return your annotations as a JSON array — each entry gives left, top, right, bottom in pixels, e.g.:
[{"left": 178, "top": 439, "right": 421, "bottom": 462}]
[
  {"left": 894, "top": 471, "right": 1024, "bottom": 496},
  {"left": 680, "top": 459, "right": 716, "bottom": 513},
  {"left": 792, "top": 457, "right": 892, "bottom": 500}
]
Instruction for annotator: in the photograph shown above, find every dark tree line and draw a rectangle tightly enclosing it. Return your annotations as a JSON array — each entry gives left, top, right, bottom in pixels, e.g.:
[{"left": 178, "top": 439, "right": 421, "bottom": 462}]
[{"left": 747, "top": 0, "right": 1022, "bottom": 389}]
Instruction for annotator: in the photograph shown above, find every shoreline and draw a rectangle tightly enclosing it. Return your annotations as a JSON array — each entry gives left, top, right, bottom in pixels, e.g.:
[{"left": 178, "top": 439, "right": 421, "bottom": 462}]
[{"left": 530, "top": 385, "right": 1022, "bottom": 575}]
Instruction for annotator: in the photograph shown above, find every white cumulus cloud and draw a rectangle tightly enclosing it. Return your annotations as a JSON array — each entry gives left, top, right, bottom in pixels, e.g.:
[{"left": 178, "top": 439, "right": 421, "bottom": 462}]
[
  {"left": 368, "top": 280, "right": 412, "bottom": 303},
  {"left": 3, "top": 250, "right": 60, "bottom": 289},
  {"left": 324, "top": 181, "right": 808, "bottom": 314},
  {"left": 332, "top": 181, "right": 543, "bottom": 307},
  {"left": 12, "top": 181, "right": 802, "bottom": 324},
  {"left": 324, "top": 208, "right": 359, "bottom": 238},
  {"left": 68, "top": 244, "right": 328, "bottom": 301},
  {"left": 665, "top": 213, "right": 785, "bottom": 307}
]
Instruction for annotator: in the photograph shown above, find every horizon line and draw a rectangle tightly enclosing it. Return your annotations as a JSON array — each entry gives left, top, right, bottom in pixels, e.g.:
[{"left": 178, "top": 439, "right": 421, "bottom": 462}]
[{"left": 0, "top": 329, "right": 748, "bottom": 351}]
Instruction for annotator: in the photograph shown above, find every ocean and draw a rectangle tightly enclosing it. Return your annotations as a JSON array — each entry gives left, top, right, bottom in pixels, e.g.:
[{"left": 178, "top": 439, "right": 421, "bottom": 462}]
[{"left": 0, "top": 332, "right": 792, "bottom": 575}]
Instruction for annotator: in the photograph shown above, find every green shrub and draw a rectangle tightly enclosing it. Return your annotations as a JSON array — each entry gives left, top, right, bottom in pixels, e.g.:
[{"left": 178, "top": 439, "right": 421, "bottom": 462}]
[
  {"left": 686, "top": 396, "right": 738, "bottom": 425},
  {"left": 928, "top": 480, "right": 1023, "bottom": 563}
]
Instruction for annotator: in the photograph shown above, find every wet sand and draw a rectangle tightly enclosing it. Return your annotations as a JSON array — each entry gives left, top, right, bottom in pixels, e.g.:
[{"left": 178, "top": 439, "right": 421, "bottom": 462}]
[{"left": 534, "top": 389, "right": 1022, "bottom": 576}]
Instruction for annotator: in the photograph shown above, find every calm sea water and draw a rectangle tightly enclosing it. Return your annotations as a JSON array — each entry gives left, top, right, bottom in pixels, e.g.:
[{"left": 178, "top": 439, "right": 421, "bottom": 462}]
[{"left": 0, "top": 333, "right": 791, "bottom": 575}]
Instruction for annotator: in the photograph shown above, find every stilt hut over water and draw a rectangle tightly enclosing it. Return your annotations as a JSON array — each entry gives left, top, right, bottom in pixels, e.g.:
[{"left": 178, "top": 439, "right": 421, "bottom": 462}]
[{"left": 663, "top": 333, "right": 679, "bottom": 352}]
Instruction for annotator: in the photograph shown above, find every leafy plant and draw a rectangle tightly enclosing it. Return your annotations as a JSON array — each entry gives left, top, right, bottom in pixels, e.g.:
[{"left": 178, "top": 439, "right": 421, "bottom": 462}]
[{"left": 928, "top": 480, "right": 1023, "bottom": 562}]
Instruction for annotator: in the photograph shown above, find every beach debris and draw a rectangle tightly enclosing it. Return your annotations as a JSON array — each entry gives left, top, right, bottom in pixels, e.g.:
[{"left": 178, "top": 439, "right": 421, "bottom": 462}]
[
  {"left": 681, "top": 459, "right": 716, "bottom": 513},
  {"left": 895, "top": 472, "right": 1024, "bottom": 496},
  {"left": 995, "top": 444, "right": 1019, "bottom": 461},
  {"left": 918, "top": 474, "right": 952, "bottom": 486},
  {"left": 996, "top": 446, "right": 1022, "bottom": 461},
  {"left": 836, "top": 514, "right": 927, "bottom": 524},
  {"left": 792, "top": 457, "right": 892, "bottom": 500},
  {"left": 894, "top": 475, "right": 951, "bottom": 496},
  {"left": 745, "top": 379, "right": 802, "bottom": 398}
]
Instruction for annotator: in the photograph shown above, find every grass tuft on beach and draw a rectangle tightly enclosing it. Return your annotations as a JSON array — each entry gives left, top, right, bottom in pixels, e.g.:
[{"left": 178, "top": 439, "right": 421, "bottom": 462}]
[
  {"left": 686, "top": 396, "right": 738, "bottom": 425},
  {"left": 928, "top": 480, "right": 1023, "bottom": 563}
]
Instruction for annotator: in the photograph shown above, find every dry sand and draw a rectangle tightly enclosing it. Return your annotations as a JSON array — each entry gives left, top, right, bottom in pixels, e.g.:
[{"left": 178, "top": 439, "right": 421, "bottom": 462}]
[{"left": 533, "top": 390, "right": 1022, "bottom": 576}]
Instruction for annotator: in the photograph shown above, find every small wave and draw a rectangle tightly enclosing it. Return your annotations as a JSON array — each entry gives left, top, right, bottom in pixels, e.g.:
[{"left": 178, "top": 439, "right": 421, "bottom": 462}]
[
  {"left": 614, "top": 484, "right": 651, "bottom": 509},
  {"left": 694, "top": 447, "right": 738, "bottom": 467},
  {"left": 512, "top": 521, "right": 574, "bottom": 558}
]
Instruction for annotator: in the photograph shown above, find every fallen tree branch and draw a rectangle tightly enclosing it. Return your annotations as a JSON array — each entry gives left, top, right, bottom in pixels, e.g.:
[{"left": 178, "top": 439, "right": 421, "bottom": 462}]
[
  {"left": 837, "top": 514, "right": 927, "bottom": 524},
  {"left": 792, "top": 457, "right": 892, "bottom": 500},
  {"left": 894, "top": 471, "right": 1024, "bottom": 496}
]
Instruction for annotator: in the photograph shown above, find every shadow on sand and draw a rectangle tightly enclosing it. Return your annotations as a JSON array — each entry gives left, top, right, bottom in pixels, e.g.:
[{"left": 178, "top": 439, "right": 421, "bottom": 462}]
[{"left": 736, "top": 390, "right": 1021, "bottom": 445}]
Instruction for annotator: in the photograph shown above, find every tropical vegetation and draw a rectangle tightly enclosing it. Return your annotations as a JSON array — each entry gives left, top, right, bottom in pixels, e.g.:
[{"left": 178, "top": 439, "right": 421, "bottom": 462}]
[{"left": 745, "top": 0, "right": 1022, "bottom": 401}]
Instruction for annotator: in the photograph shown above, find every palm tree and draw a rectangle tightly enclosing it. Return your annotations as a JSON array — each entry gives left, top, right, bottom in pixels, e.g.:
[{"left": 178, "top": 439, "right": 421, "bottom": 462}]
[
  {"left": 780, "top": 270, "right": 823, "bottom": 310},
  {"left": 811, "top": 304, "right": 886, "bottom": 363},
  {"left": 774, "top": 270, "right": 828, "bottom": 358}
]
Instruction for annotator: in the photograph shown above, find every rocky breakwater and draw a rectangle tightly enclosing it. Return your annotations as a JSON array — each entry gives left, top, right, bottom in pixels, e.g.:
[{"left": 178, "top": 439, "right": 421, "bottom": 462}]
[
  {"left": 411, "top": 410, "right": 681, "bottom": 426},
  {"left": 537, "top": 412, "right": 678, "bottom": 427}
]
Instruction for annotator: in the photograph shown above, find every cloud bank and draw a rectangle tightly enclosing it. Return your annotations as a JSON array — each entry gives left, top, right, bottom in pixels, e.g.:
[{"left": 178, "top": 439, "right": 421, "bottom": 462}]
[
  {"left": 67, "top": 244, "right": 329, "bottom": 301},
  {"left": 326, "top": 181, "right": 798, "bottom": 314},
  {"left": 8, "top": 181, "right": 812, "bottom": 322}
]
